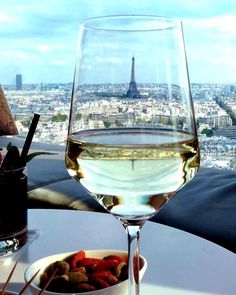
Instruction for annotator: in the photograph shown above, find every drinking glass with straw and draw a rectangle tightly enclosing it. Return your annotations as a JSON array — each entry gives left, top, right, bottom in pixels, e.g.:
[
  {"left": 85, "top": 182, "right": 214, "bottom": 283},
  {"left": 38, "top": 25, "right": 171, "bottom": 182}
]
[{"left": 0, "top": 113, "right": 55, "bottom": 256}]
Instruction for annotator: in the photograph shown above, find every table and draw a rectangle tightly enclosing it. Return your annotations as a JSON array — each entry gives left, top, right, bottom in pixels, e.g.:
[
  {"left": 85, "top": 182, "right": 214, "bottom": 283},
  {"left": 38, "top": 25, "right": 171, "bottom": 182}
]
[{"left": 1, "top": 209, "right": 236, "bottom": 295}]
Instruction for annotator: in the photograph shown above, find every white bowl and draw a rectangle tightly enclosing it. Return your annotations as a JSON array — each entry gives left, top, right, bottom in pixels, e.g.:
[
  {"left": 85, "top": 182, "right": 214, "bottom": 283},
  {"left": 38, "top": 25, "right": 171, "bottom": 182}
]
[
  {"left": 24, "top": 250, "right": 147, "bottom": 295},
  {"left": 0, "top": 291, "right": 18, "bottom": 295}
]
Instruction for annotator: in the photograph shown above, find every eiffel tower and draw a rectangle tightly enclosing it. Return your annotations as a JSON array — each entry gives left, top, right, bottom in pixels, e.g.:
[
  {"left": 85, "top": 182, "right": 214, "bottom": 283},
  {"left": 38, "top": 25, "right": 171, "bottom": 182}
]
[{"left": 125, "top": 56, "right": 141, "bottom": 98}]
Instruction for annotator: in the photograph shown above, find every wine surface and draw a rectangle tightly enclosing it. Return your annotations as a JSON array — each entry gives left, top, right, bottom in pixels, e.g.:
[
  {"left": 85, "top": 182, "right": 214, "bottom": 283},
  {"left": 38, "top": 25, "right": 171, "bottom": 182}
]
[{"left": 66, "top": 128, "right": 200, "bottom": 221}]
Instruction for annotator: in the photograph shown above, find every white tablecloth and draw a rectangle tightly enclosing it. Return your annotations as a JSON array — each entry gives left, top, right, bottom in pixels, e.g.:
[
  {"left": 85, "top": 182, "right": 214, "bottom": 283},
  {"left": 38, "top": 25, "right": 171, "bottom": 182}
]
[{"left": 1, "top": 209, "right": 236, "bottom": 295}]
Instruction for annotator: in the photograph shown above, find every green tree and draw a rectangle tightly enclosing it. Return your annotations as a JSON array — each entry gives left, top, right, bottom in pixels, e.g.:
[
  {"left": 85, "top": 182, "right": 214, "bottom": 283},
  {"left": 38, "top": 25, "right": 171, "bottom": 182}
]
[
  {"left": 52, "top": 113, "right": 68, "bottom": 122},
  {"left": 115, "top": 120, "right": 123, "bottom": 127},
  {"left": 21, "top": 118, "right": 31, "bottom": 127},
  {"left": 201, "top": 128, "right": 213, "bottom": 137},
  {"left": 76, "top": 113, "right": 82, "bottom": 120},
  {"left": 103, "top": 121, "right": 111, "bottom": 128}
]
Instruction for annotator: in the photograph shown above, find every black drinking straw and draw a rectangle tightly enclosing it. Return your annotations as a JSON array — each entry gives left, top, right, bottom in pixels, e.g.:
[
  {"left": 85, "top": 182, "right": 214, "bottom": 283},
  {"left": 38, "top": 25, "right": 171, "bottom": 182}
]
[{"left": 20, "top": 113, "right": 40, "bottom": 163}]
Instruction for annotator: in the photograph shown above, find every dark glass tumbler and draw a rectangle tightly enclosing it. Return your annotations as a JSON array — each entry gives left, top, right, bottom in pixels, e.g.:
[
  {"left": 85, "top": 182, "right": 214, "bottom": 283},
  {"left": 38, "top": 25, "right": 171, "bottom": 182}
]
[{"left": 0, "top": 167, "right": 28, "bottom": 256}]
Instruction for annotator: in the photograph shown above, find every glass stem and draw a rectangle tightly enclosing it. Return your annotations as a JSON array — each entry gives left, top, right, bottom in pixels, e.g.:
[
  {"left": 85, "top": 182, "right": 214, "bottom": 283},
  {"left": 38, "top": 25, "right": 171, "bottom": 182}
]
[{"left": 126, "top": 224, "right": 141, "bottom": 295}]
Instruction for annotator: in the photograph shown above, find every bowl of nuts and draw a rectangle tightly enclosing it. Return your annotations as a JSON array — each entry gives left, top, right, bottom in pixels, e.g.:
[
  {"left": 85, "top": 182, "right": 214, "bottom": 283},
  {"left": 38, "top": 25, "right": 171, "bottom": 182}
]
[
  {"left": 0, "top": 289, "right": 19, "bottom": 295},
  {"left": 0, "top": 291, "right": 19, "bottom": 295},
  {"left": 24, "top": 249, "right": 147, "bottom": 295}
]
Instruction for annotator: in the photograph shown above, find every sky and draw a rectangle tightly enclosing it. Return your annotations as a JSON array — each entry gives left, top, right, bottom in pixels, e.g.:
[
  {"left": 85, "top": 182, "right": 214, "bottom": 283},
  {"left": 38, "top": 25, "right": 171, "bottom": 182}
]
[{"left": 1, "top": 0, "right": 236, "bottom": 84}]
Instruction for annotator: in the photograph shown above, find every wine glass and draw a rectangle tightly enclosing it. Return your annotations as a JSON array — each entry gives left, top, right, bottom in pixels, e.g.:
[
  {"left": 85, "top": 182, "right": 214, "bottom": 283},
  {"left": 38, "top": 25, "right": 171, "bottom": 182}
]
[{"left": 65, "top": 15, "right": 200, "bottom": 295}]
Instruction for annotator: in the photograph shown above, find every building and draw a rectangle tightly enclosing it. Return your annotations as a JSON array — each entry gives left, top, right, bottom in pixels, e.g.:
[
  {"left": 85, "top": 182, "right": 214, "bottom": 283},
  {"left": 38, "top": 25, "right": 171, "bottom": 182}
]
[
  {"left": 224, "top": 84, "right": 236, "bottom": 95},
  {"left": 213, "top": 126, "right": 236, "bottom": 139},
  {"left": 213, "top": 113, "right": 232, "bottom": 127},
  {"left": 16, "top": 74, "right": 22, "bottom": 90},
  {"left": 125, "top": 57, "right": 141, "bottom": 98}
]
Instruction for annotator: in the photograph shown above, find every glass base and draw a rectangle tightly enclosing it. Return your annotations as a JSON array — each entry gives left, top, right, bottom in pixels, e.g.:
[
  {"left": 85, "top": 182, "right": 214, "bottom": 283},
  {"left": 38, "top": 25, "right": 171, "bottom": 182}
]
[{"left": 0, "top": 230, "right": 28, "bottom": 257}]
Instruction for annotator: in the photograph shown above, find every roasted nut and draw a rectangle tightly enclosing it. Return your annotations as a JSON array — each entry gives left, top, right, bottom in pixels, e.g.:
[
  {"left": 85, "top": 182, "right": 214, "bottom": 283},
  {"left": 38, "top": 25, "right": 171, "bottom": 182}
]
[
  {"left": 90, "top": 271, "right": 112, "bottom": 280},
  {"left": 92, "top": 278, "right": 110, "bottom": 289},
  {"left": 105, "top": 274, "right": 119, "bottom": 285},
  {"left": 71, "top": 250, "right": 86, "bottom": 269},
  {"left": 39, "top": 272, "right": 49, "bottom": 288},
  {"left": 61, "top": 274, "right": 69, "bottom": 281},
  {"left": 70, "top": 266, "right": 86, "bottom": 273},
  {"left": 67, "top": 271, "right": 88, "bottom": 284},
  {"left": 77, "top": 257, "right": 101, "bottom": 267},
  {"left": 114, "top": 261, "right": 127, "bottom": 278},
  {"left": 47, "top": 275, "right": 70, "bottom": 292},
  {"left": 103, "top": 255, "right": 125, "bottom": 263},
  {"left": 93, "top": 259, "right": 119, "bottom": 272},
  {"left": 77, "top": 283, "right": 96, "bottom": 292},
  {"left": 45, "top": 260, "right": 70, "bottom": 276}
]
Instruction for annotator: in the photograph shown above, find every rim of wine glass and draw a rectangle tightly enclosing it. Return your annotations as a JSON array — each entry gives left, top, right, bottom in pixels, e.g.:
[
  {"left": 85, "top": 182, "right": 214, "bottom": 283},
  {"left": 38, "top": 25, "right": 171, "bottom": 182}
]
[{"left": 81, "top": 14, "right": 181, "bottom": 32}]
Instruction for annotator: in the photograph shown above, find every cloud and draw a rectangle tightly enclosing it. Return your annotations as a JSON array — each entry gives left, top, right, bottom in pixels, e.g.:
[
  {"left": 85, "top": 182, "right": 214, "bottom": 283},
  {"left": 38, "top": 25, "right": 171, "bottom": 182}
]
[
  {"left": 185, "top": 14, "right": 236, "bottom": 33},
  {"left": 36, "top": 45, "right": 50, "bottom": 53},
  {"left": 0, "top": 11, "right": 13, "bottom": 23},
  {"left": 1, "top": 0, "right": 236, "bottom": 83},
  {"left": 182, "top": 14, "right": 236, "bottom": 80},
  {"left": 0, "top": 49, "right": 28, "bottom": 60},
  {"left": 15, "top": 51, "right": 28, "bottom": 59},
  {"left": 204, "top": 15, "right": 236, "bottom": 34},
  {"left": 52, "top": 60, "right": 66, "bottom": 66},
  {"left": 95, "top": 56, "right": 122, "bottom": 64}
]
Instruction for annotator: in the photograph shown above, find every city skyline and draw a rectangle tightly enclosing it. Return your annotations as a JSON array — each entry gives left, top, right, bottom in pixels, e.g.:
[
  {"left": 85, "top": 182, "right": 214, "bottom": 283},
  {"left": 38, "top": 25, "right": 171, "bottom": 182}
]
[
  {"left": 5, "top": 82, "right": 236, "bottom": 170},
  {"left": 1, "top": 1, "right": 236, "bottom": 84}
]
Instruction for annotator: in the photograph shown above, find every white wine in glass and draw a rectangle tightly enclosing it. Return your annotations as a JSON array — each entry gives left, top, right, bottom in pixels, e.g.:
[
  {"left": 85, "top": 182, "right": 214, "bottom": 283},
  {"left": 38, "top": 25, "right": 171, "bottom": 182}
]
[{"left": 65, "top": 15, "right": 200, "bottom": 295}]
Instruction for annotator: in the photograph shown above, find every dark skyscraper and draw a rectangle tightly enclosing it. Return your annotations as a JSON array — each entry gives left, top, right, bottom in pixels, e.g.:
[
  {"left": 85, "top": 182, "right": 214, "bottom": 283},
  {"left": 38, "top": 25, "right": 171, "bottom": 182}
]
[
  {"left": 125, "top": 56, "right": 141, "bottom": 98},
  {"left": 16, "top": 74, "right": 22, "bottom": 90}
]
